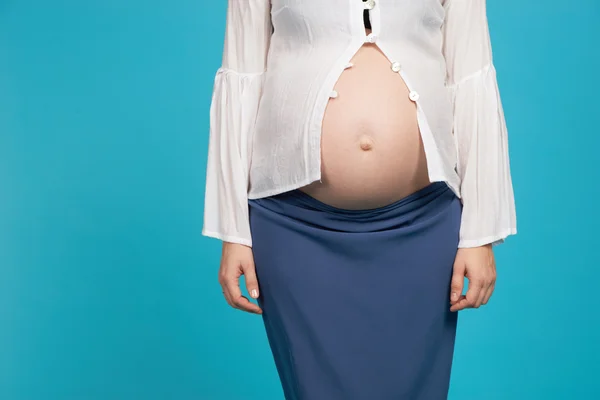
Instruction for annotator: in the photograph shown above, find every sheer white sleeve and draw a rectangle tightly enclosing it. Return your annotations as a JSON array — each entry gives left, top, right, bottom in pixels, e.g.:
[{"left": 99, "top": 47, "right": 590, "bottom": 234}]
[
  {"left": 202, "top": 0, "right": 272, "bottom": 247},
  {"left": 442, "top": 0, "right": 517, "bottom": 248}
]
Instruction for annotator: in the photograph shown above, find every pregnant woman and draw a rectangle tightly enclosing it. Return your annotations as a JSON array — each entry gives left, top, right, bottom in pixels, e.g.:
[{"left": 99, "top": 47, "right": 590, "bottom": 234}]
[{"left": 203, "top": 0, "right": 517, "bottom": 398}]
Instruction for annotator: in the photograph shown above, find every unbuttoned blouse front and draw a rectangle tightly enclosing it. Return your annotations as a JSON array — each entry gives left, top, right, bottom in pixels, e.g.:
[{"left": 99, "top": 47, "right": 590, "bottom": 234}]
[{"left": 202, "top": 0, "right": 518, "bottom": 248}]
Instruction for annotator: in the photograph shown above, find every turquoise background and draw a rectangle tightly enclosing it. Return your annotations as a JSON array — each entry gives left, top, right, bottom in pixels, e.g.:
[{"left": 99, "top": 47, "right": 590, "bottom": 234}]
[{"left": 1, "top": 1, "right": 598, "bottom": 399}]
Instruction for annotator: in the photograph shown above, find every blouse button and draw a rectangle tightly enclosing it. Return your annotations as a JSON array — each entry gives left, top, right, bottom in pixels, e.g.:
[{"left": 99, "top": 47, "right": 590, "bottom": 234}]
[
  {"left": 409, "top": 91, "right": 420, "bottom": 102},
  {"left": 364, "top": 0, "right": 376, "bottom": 10},
  {"left": 390, "top": 62, "right": 401, "bottom": 72},
  {"left": 329, "top": 90, "right": 339, "bottom": 99},
  {"left": 365, "top": 33, "right": 378, "bottom": 43}
]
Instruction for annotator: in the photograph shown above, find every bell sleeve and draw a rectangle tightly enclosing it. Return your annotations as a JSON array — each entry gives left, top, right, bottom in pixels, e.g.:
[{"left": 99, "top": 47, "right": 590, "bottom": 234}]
[
  {"left": 442, "top": 0, "right": 517, "bottom": 248},
  {"left": 201, "top": 0, "right": 272, "bottom": 247}
]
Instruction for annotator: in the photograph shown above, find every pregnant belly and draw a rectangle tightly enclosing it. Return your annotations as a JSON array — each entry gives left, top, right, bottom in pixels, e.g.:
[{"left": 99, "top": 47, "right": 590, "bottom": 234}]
[{"left": 298, "top": 41, "right": 431, "bottom": 210}]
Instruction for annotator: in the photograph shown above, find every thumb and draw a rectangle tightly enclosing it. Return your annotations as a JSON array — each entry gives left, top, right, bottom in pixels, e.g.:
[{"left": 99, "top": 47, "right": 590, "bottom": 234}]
[
  {"left": 450, "top": 260, "right": 465, "bottom": 303},
  {"left": 243, "top": 260, "right": 260, "bottom": 299}
]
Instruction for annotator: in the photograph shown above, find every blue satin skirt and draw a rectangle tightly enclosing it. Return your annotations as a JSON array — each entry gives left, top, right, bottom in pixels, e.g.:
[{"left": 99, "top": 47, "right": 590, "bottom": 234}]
[{"left": 248, "top": 181, "right": 462, "bottom": 400}]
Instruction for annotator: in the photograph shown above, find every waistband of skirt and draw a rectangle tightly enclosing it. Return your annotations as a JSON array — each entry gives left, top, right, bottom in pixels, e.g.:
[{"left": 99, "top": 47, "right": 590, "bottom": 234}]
[
  {"left": 273, "top": 180, "right": 451, "bottom": 218},
  {"left": 248, "top": 181, "right": 459, "bottom": 232}
]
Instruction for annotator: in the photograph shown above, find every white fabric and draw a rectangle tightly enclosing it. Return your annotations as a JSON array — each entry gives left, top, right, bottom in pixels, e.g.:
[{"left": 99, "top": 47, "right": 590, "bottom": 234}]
[{"left": 202, "top": 0, "right": 517, "bottom": 248}]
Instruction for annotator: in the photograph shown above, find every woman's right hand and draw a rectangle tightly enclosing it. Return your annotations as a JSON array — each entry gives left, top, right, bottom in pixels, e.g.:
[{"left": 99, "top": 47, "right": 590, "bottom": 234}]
[{"left": 218, "top": 242, "right": 263, "bottom": 314}]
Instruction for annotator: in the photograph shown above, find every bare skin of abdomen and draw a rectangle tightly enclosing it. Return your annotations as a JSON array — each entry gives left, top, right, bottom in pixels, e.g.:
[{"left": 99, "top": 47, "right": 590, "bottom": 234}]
[{"left": 298, "top": 30, "right": 431, "bottom": 210}]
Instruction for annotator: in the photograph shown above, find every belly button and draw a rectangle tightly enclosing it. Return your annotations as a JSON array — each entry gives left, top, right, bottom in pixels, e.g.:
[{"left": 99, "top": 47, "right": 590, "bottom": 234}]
[{"left": 359, "top": 136, "right": 374, "bottom": 151}]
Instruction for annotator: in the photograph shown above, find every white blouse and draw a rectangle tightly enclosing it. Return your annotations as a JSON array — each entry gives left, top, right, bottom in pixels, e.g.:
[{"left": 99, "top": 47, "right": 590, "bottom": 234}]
[{"left": 202, "top": 0, "right": 517, "bottom": 248}]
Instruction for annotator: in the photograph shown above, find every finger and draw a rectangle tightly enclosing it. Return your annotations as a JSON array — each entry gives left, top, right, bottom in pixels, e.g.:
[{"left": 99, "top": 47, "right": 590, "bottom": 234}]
[
  {"left": 465, "top": 279, "right": 483, "bottom": 309},
  {"left": 233, "top": 293, "right": 263, "bottom": 314},
  {"left": 223, "top": 271, "right": 243, "bottom": 310},
  {"left": 450, "top": 295, "right": 468, "bottom": 312},
  {"left": 218, "top": 273, "right": 234, "bottom": 308},
  {"left": 476, "top": 282, "right": 488, "bottom": 307},
  {"left": 482, "top": 282, "right": 495, "bottom": 305},
  {"left": 220, "top": 283, "right": 235, "bottom": 308},
  {"left": 478, "top": 277, "right": 494, "bottom": 306},
  {"left": 243, "top": 261, "right": 260, "bottom": 300},
  {"left": 450, "top": 261, "right": 465, "bottom": 304},
  {"left": 225, "top": 275, "right": 263, "bottom": 314}
]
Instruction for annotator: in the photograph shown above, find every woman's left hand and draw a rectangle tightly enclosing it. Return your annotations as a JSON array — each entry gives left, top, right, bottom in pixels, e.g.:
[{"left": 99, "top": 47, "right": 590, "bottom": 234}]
[{"left": 449, "top": 244, "right": 496, "bottom": 312}]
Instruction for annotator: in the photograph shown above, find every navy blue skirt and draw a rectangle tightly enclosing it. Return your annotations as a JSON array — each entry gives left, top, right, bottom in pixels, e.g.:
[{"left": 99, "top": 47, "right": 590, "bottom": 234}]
[{"left": 248, "top": 181, "right": 462, "bottom": 400}]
